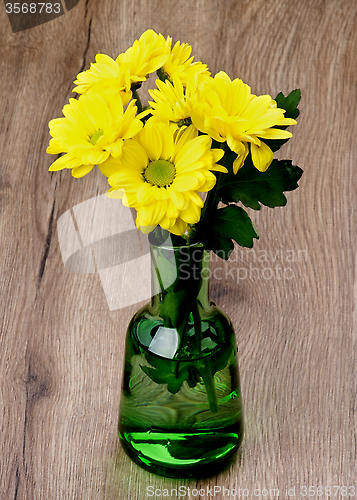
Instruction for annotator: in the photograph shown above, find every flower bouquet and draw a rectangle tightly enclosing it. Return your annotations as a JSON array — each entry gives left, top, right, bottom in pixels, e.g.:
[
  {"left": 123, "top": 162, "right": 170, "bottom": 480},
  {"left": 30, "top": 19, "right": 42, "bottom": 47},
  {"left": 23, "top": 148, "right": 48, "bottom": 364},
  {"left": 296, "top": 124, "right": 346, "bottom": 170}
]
[{"left": 47, "top": 29, "right": 302, "bottom": 477}]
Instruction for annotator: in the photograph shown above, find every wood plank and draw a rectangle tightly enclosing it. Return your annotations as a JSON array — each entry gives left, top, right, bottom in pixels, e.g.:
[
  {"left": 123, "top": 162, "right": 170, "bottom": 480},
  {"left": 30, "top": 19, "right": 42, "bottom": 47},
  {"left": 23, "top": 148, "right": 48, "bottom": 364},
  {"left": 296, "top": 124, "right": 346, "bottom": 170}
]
[{"left": 0, "top": 0, "right": 356, "bottom": 498}]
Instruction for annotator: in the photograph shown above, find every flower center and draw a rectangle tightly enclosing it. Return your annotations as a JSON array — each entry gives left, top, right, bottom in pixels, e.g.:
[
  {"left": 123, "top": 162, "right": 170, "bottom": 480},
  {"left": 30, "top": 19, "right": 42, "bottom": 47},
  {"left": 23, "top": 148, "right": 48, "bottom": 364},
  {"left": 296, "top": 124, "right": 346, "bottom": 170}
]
[
  {"left": 90, "top": 130, "right": 104, "bottom": 145},
  {"left": 144, "top": 160, "right": 176, "bottom": 187}
]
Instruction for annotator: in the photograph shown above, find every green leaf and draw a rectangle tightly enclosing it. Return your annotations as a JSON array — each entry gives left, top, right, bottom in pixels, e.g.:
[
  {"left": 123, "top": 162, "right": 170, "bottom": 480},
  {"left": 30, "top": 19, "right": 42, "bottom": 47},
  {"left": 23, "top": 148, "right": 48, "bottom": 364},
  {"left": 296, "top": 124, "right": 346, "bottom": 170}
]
[
  {"left": 218, "top": 157, "right": 303, "bottom": 210},
  {"left": 263, "top": 89, "right": 301, "bottom": 152},
  {"left": 141, "top": 354, "right": 203, "bottom": 394},
  {"left": 203, "top": 205, "right": 259, "bottom": 260},
  {"left": 275, "top": 89, "right": 301, "bottom": 120},
  {"left": 141, "top": 342, "right": 234, "bottom": 395}
]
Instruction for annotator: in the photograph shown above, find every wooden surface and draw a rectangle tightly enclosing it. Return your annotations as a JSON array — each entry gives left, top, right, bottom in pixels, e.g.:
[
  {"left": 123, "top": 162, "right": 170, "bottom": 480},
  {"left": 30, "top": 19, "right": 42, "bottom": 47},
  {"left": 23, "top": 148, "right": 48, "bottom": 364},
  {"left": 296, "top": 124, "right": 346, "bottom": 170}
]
[{"left": 1, "top": 0, "right": 356, "bottom": 498}]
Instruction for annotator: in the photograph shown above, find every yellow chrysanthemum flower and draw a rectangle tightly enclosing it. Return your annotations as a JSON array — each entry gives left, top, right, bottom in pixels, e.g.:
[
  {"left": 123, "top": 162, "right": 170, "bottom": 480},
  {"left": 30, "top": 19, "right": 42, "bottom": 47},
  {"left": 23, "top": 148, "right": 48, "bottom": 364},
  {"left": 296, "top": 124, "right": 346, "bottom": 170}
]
[
  {"left": 47, "top": 94, "right": 143, "bottom": 178},
  {"left": 148, "top": 74, "right": 210, "bottom": 126},
  {"left": 158, "top": 37, "right": 210, "bottom": 86},
  {"left": 73, "top": 29, "right": 169, "bottom": 103},
  {"left": 191, "top": 71, "right": 297, "bottom": 173},
  {"left": 73, "top": 54, "right": 133, "bottom": 105},
  {"left": 102, "top": 119, "right": 226, "bottom": 235}
]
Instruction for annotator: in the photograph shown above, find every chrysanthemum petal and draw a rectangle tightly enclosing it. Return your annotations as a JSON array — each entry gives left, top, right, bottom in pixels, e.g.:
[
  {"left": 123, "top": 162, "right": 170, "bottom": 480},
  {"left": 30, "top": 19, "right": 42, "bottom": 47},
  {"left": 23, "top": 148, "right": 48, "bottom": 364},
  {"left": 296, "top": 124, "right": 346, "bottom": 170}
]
[
  {"left": 166, "top": 200, "right": 180, "bottom": 218},
  {"left": 179, "top": 202, "right": 201, "bottom": 224},
  {"left": 106, "top": 139, "right": 124, "bottom": 158},
  {"left": 279, "top": 118, "right": 297, "bottom": 126},
  {"left": 48, "top": 154, "right": 69, "bottom": 171},
  {"left": 151, "top": 186, "right": 171, "bottom": 200},
  {"left": 169, "top": 218, "right": 187, "bottom": 236},
  {"left": 62, "top": 100, "right": 94, "bottom": 135},
  {"left": 139, "top": 200, "right": 168, "bottom": 226},
  {"left": 227, "top": 135, "right": 245, "bottom": 156},
  {"left": 159, "top": 216, "right": 175, "bottom": 230},
  {"left": 136, "top": 222, "right": 156, "bottom": 234},
  {"left": 87, "top": 151, "right": 110, "bottom": 164},
  {"left": 106, "top": 187, "right": 125, "bottom": 199},
  {"left": 174, "top": 124, "right": 198, "bottom": 151},
  {"left": 256, "top": 129, "right": 293, "bottom": 140},
  {"left": 83, "top": 94, "right": 111, "bottom": 128},
  {"left": 174, "top": 135, "right": 211, "bottom": 170},
  {"left": 156, "top": 123, "right": 175, "bottom": 160},
  {"left": 172, "top": 176, "right": 200, "bottom": 192},
  {"left": 72, "top": 164, "right": 94, "bottom": 178},
  {"left": 232, "top": 151, "right": 247, "bottom": 174},
  {"left": 210, "top": 164, "right": 228, "bottom": 173},
  {"left": 250, "top": 141, "right": 274, "bottom": 172},
  {"left": 65, "top": 156, "right": 83, "bottom": 169},
  {"left": 212, "top": 148, "right": 224, "bottom": 163},
  {"left": 121, "top": 140, "right": 149, "bottom": 172},
  {"left": 167, "top": 188, "right": 187, "bottom": 210},
  {"left": 137, "top": 120, "right": 163, "bottom": 160},
  {"left": 198, "top": 171, "right": 217, "bottom": 192},
  {"left": 137, "top": 183, "right": 155, "bottom": 204},
  {"left": 108, "top": 168, "right": 143, "bottom": 188},
  {"left": 185, "top": 191, "right": 204, "bottom": 207},
  {"left": 244, "top": 95, "right": 271, "bottom": 121},
  {"left": 121, "top": 115, "right": 143, "bottom": 141},
  {"left": 98, "top": 157, "right": 121, "bottom": 177}
]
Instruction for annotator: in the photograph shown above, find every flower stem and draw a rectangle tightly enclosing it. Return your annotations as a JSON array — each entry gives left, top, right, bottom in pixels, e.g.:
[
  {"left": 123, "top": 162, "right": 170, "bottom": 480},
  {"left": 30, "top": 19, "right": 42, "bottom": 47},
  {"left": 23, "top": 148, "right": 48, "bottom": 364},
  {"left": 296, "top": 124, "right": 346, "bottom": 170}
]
[
  {"left": 150, "top": 248, "right": 165, "bottom": 294},
  {"left": 200, "top": 359, "right": 219, "bottom": 413},
  {"left": 200, "top": 172, "right": 221, "bottom": 225},
  {"left": 192, "top": 299, "right": 219, "bottom": 413},
  {"left": 198, "top": 142, "right": 230, "bottom": 229},
  {"left": 132, "top": 88, "right": 143, "bottom": 114},
  {"left": 174, "top": 310, "right": 191, "bottom": 378},
  {"left": 191, "top": 299, "right": 202, "bottom": 355}
]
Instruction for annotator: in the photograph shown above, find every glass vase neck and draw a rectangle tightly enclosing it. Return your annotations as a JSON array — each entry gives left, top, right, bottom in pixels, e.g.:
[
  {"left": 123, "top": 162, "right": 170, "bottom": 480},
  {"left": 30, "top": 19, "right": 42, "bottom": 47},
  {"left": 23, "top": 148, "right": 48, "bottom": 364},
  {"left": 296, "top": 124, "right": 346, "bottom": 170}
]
[{"left": 149, "top": 242, "right": 210, "bottom": 311}]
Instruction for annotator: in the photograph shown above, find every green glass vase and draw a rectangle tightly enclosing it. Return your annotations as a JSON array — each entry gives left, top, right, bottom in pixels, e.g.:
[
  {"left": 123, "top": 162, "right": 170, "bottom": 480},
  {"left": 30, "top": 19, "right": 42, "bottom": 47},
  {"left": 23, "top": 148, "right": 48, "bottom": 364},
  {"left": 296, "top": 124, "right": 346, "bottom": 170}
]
[{"left": 118, "top": 233, "right": 244, "bottom": 478}]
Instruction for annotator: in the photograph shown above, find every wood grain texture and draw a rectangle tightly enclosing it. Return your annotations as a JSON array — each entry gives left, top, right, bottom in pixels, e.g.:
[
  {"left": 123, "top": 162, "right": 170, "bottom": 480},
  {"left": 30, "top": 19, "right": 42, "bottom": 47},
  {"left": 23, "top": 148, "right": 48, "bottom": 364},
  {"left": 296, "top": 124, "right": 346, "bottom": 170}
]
[{"left": 0, "top": 0, "right": 356, "bottom": 498}]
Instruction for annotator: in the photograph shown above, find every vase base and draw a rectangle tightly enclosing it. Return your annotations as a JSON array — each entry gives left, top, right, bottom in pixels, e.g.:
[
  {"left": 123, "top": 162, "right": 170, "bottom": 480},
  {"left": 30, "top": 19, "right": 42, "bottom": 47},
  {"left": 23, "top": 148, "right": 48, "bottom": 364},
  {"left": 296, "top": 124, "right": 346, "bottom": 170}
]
[{"left": 119, "top": 424, "right": 243, "bottom": 478}]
